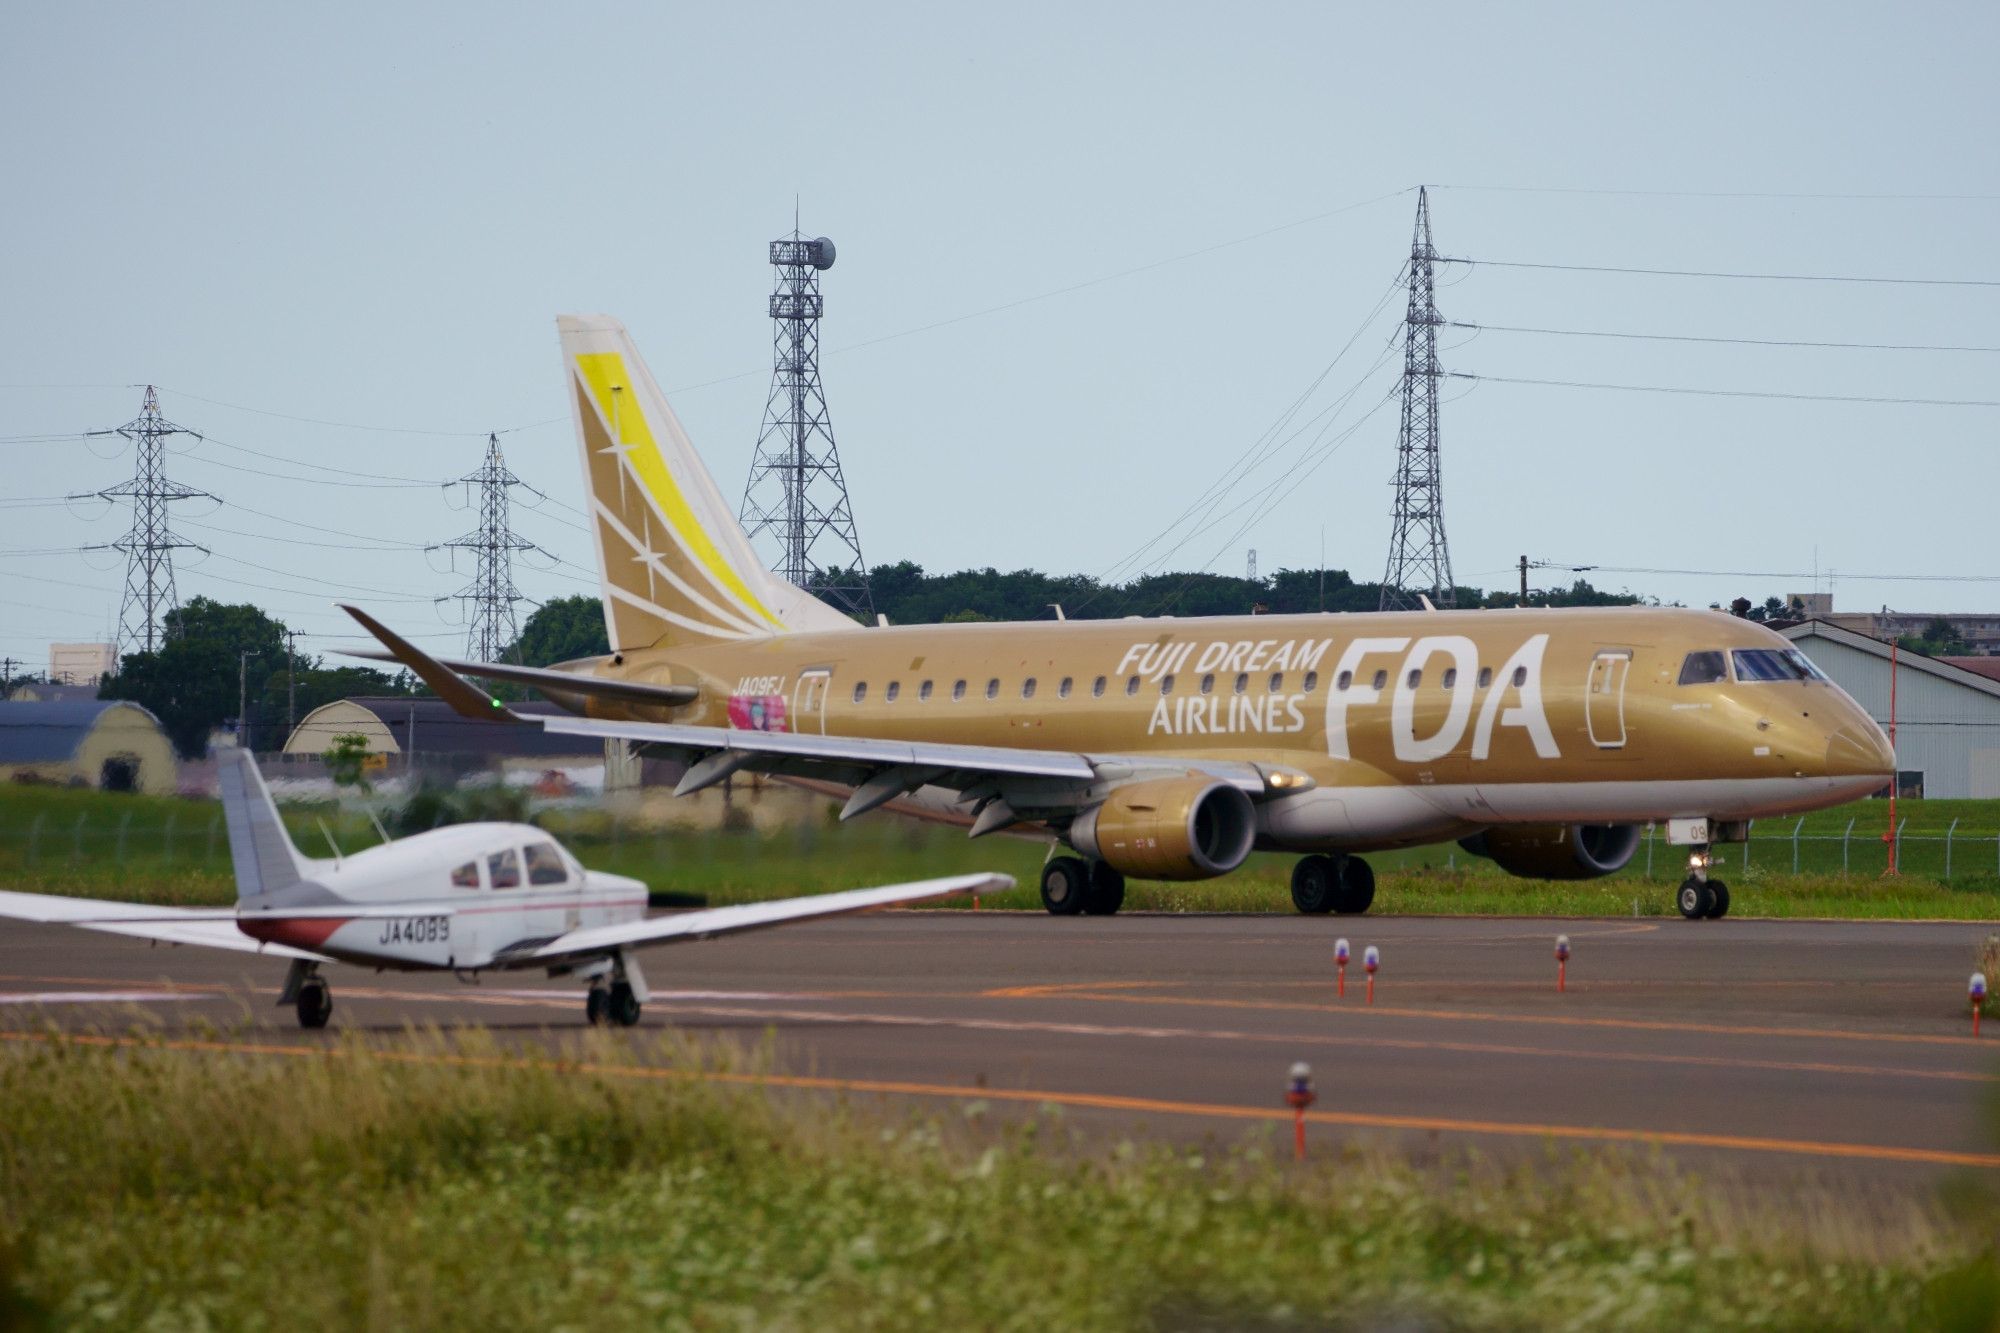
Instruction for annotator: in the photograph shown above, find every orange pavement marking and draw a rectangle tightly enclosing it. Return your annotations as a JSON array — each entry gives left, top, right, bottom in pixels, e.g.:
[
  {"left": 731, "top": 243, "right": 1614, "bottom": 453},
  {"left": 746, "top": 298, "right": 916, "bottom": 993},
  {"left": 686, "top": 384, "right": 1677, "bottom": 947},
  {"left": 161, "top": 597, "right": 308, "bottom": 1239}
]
[{"left": 4, "top": 1028, "right": 1996, "bottom": 1171}]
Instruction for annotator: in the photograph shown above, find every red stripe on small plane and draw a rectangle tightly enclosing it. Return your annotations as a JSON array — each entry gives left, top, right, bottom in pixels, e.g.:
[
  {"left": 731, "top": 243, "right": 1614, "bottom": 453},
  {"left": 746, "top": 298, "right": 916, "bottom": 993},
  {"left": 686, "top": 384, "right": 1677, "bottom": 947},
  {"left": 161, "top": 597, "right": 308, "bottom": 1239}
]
[{"left": 237, "top": 917, "right": 350, "bottom": 950}]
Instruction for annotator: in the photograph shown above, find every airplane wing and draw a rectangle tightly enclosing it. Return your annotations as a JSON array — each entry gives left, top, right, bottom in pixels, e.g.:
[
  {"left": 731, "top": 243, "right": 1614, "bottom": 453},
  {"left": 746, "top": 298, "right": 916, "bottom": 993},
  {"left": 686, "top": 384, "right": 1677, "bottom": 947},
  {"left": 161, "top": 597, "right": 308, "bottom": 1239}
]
[
  {"left": 525, "top": 872, "right": 1011, "bottom": 964},
  {"left": 0, "top": 889, "right": 332, "bottom": 961},
  {"left": 339, "top": 605, "right": 1314, "bottom": 835}
]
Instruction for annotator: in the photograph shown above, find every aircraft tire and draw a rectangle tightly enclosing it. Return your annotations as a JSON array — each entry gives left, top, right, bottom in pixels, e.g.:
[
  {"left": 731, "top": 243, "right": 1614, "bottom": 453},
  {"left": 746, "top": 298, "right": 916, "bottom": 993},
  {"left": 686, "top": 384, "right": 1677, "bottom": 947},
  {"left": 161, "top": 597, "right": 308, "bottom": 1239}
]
[
  {"left": 1333, "top": 857, "right": 1376, "bottom": 915},
  {"left": 609, "top": 981, "right": 642, "bottom": 1027},
  {"left": 1041, "top": 857, "right": 1091, "bottom": 915},
  {"left": 1705, "top": 880, "right": 1731, "bottom": 919},
  {"left": 586, "top": 986, "right": 608, "bottom": 1026},
  {"left": 1291, "top": 855, "right": 1338, "bottom": 914},
  {"left": 296, "top": 982, "right": 332, "bottom": 1030},
  {"left": 1082, "top": 863, "right": 1126, "bottom": 916},
  {"left": 1676, "top": 876, "right": 1715, "bottom": 920}
]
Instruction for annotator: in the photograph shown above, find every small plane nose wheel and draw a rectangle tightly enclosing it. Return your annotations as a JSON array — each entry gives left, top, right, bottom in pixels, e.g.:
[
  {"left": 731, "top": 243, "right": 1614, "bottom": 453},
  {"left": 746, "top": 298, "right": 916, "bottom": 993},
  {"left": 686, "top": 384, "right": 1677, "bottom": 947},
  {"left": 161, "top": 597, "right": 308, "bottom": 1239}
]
[
  {"left": 295, "top": 980, "right": 332, "bottom": 1030},
  {"left": 586, "top": 983, "right": 609, "bottom": 1026},
  {"left": 608, "top": 980, "right": 642, "bottom": 1027}
]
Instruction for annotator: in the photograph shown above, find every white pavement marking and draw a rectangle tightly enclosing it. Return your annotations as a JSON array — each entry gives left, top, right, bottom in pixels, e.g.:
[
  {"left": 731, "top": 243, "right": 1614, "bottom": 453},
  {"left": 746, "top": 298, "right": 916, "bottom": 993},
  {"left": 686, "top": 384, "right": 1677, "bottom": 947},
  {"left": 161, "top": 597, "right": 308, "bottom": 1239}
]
[{"left": 0, "top": 991, "right": 212, "bottom": 1005}]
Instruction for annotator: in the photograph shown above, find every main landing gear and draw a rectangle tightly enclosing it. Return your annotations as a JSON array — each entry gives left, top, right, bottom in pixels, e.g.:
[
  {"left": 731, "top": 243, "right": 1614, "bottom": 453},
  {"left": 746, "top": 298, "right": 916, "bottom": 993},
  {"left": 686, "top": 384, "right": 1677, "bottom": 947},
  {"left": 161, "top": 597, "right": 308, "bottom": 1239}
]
[
  {"left": 1040, "top": 856, "right": 1126, "bottom": 916},
  {"left": 1291, "top": 854, "right": 1375, "bottom": 915},
  {"left": 586, "top": 979, "right": 643, "bottom": 1027},
  {"left": 296, "top": 978, "right": 332, "bottom": 1029},
  {"left": 1676, "top": 846, "right": 1731, "bottom": 920}
]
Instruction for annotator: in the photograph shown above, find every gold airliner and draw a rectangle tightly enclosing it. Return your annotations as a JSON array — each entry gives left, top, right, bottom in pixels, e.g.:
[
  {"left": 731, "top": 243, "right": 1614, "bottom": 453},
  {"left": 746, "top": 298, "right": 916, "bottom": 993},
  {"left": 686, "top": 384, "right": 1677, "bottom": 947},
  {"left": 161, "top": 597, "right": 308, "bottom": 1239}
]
[{"left": 344, "top": 315, "right": 1894, "bottom": 922}]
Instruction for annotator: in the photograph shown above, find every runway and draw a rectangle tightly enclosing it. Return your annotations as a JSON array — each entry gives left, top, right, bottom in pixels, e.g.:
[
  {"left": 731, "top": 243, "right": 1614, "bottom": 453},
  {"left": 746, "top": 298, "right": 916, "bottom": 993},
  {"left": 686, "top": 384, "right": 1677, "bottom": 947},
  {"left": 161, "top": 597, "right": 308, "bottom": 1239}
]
[{"left": 4, "top": 912, "right": 1997, "bottom": 1178}]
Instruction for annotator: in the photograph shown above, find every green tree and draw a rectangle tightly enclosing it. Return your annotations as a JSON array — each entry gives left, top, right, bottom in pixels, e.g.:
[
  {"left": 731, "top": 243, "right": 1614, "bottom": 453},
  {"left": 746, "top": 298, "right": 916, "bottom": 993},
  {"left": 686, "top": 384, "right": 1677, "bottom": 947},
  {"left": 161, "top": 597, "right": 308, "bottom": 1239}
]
[
  {"left": 508, "top": 595, "right": 610, "bottom": 666},
  {"left": 102, "top": 598, "right": 286, "bottom": 757},
  {"left": 1898, "top": 617, "right": 1972, "bottom": 657},
  {"left": 324, "top": 732, "right": 373, "bottom": 791}
]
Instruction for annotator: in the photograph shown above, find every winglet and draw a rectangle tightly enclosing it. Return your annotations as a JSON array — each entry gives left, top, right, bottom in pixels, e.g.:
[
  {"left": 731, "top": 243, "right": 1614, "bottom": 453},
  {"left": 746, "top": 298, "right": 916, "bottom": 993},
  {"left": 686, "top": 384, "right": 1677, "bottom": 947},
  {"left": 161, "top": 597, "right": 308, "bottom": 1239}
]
[{"left": 337, "top": 604, "right": 527, "bottom": 722}]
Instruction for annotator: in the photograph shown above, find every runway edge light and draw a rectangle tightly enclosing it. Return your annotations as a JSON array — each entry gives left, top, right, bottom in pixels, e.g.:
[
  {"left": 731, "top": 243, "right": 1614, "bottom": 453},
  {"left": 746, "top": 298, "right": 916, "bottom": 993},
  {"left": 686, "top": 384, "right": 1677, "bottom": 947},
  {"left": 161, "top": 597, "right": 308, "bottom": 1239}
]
[
  {"left": 1973, "top": 972, "right": 1987, "bottom": 1037},
  {"left": 1555, "top": 934, "right": 1571, "bottom": 993},
  {"left": 1285, "top": 1061, "right": 1316, "bottom": 1161},
  {"left": 1363, "top": 945, "right": 1380, "bottom": 1006},
  {"left": 1335, "top": 938, "right": 1350, "bottom": 999}
]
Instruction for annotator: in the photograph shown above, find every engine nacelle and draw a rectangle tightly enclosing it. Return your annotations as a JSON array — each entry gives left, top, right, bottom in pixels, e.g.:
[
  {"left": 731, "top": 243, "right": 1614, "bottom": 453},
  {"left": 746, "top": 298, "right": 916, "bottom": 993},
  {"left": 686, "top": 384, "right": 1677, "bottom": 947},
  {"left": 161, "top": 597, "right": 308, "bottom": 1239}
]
[
  {"left": 1457, "top": 824, "right": 1642, "bottom": 881},
  {"left": 1069, "top": 777, "right": 1256, "bottom": 880}
]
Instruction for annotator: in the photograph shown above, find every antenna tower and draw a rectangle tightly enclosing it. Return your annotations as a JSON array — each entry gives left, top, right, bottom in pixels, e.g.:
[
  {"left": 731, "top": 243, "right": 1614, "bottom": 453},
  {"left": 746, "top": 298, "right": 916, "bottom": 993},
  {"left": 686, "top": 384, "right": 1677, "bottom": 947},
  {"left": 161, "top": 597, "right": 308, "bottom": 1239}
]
[
  {"left": 1246, "top": 548, "right": 1258, "bottom": 581},
  {"left": 433, "top": 434, "right": 537, "bottom": 662},
  {"left": 738, "top": 227, "right": 872, "bottom": 617},
  {"left": 1379, "top": 187, "right": 1456, "bottom": 611},
  {"left": 93, "top": 387, "right": 213, "bottom": 655}
]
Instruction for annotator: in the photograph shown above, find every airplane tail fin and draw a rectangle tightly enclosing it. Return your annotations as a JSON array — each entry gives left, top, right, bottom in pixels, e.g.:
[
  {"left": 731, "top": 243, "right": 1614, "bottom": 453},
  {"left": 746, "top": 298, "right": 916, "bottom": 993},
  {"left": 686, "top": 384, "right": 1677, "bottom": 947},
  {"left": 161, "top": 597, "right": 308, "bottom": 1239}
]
[
  {"left": 557, "top": 314, "right": 860, "bottom": 651},
  {"left": 217, "top": 749, "right": 314, "bottom": 901}
]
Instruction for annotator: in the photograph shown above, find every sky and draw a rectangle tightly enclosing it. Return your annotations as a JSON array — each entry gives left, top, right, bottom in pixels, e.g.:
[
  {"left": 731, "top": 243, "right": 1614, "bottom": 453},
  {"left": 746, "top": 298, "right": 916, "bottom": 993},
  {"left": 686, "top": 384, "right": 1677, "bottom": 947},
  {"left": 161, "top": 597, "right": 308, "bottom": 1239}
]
[{"left": 2, "top": 2, "right": 1997, "bottom": 670}]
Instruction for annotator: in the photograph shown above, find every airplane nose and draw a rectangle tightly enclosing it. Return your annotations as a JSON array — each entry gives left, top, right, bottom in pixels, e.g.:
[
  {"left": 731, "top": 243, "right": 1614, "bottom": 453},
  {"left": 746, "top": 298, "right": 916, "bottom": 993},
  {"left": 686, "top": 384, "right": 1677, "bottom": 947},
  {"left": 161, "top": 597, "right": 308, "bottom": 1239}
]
[{"left": 1825, "top": 725, "right": 1894, "bottom": 778}]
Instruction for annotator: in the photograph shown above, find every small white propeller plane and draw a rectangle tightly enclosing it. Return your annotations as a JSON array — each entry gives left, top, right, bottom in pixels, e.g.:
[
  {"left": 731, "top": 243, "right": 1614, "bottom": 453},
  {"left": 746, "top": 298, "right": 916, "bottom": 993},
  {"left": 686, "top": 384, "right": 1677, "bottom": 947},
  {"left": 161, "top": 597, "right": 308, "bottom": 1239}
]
[{"left": 0, "top": 750, "right": 1009, "bottom": 1028}]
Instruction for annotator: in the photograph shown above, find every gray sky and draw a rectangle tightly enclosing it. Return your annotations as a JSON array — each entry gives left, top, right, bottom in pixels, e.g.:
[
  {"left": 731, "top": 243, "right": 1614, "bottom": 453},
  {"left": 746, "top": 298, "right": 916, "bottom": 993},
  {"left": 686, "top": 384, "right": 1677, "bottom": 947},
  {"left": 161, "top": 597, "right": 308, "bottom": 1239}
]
[{"left": 4, "top": 2, "right": 1997, "bottom": 667}]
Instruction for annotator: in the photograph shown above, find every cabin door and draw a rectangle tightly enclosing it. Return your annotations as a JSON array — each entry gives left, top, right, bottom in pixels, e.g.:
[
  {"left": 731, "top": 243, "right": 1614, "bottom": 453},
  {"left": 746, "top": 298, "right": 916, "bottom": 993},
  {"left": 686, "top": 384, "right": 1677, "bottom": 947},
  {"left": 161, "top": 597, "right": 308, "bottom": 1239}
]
[
  {"left": 1585, "top": 651, "right": 1631, "bottom": 749},
  {"left": 791, "top": 669, "right": 832, "bottom": 736}
]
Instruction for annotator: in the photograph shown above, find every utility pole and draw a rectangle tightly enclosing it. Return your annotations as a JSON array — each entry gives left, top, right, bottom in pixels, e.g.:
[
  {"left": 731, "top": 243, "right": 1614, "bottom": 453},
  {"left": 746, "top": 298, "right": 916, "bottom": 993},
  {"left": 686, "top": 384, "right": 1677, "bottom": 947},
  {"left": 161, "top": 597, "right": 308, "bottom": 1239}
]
[
  {"left": 432, "top": 434, "right": 538, "bottom": 662},
  {"left": 1519, "top": 555, "right": 1529, "bottom": 604},
  {"left": 0, "top": 658, "right": 18, "bottom": 696},
  {"left": 238, "top": 650, "right": 260, "bottom": 753},
  {"left": 83, "top": 387, "right": 215, "bottom": 655},
  {"left": 284, "top": 629, "right": 298, "bottom": 733},
  {"left": 738, "top": 227, "right": 872, "bottom": 617},
  {"left": 1246, "top": 549, "right": 1258, "bottom": 582},
  {"left": 1379, "top": 188, "right": 1455, "bottom": 611}
]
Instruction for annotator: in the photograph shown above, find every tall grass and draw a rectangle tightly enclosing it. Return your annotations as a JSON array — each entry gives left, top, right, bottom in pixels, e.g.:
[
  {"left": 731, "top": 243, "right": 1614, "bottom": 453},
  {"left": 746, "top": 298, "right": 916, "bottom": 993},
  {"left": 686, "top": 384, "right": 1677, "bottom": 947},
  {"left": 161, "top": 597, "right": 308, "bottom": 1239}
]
[{"left": 0, "top": 1027, "right": 1981, "bottom": 1330}]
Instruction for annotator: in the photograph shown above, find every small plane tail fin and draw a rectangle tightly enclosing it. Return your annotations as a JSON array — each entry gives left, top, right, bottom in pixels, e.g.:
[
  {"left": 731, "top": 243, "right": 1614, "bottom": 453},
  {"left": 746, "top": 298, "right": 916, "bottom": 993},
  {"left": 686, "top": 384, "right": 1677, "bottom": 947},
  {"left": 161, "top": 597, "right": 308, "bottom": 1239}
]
[
  {"left": 556, "top": 314, "right": 861, "bottom": 650},
  {"left": 217, "top": 749, "right": 314, "bottom": 901}
]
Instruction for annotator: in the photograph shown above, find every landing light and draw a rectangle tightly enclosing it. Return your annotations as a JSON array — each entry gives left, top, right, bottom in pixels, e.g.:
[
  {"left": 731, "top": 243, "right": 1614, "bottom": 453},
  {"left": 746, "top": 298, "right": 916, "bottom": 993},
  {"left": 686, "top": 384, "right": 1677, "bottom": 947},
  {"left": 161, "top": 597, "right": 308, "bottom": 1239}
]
[{"left": 1265, "top": 771, "right": 1309, "bottom": 791}]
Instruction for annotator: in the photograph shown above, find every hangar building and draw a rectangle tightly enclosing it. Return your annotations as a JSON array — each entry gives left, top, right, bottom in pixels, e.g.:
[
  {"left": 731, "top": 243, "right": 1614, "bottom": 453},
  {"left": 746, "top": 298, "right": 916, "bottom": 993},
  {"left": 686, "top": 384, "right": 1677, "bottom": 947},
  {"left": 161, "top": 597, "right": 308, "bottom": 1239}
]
[
  {"left": 1782, "top": 620, "right": 2000, "bottom": 798},
  {"left": 0, "top": 700, "right": 177, "bottom": 794},
  {"left": 281, "top": 696, "right": 599, "bottom": 775}
]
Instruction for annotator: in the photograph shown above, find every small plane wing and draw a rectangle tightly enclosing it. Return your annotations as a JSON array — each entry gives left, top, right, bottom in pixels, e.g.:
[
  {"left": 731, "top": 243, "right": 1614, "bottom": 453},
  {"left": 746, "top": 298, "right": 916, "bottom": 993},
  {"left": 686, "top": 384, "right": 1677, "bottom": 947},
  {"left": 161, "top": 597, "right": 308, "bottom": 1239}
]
[
  {"left": 0, "top": 889, "right": 331, "bottom": 961},
  {"left": 527, "top": 872, "right": 1011, "bottom": 963}
]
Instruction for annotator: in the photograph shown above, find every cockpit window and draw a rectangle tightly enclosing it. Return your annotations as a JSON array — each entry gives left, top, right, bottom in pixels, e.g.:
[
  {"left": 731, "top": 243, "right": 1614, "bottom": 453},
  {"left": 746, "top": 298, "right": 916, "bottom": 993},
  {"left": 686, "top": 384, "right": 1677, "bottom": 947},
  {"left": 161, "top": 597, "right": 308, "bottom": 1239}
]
[
  {"left": 450, "top": 861, "right": 481, "bottom": 889},
  {"left": 524, "top": 842, "right": 568, "bottom": 886},
  {"left": 1678, "top": 651, "right": 1729, "bottom": 685},
  {"left": 1733, "top": 648, "right": 1822, "bottom": 683}
]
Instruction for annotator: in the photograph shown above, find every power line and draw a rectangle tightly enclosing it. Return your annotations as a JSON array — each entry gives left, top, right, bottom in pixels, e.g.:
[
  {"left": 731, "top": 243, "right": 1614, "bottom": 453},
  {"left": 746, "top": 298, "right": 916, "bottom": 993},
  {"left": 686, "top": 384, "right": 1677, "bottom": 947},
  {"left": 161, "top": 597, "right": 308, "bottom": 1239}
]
[
  {"left": 1454, "top": 256, "right": 2000, "bottom": 288},
  {"left": 1529, "top": 561, "right": 2000, "bottom": 585},
  {"left": 1448, "top": 321, "right": 2000, "bottom": 355},
  {"left": 1433, "top": 183, "right": 2000, "bottom": 203},
  {"left": 1450, "top": 372, "right": 2000, "bottom": 409}
]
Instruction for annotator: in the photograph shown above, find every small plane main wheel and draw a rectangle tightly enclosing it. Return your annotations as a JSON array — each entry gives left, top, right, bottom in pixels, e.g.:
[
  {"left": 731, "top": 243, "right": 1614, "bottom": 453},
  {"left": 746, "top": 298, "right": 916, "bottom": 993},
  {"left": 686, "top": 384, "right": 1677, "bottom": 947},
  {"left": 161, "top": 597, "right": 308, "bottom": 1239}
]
[
  {"left": 609, "top": 981, "right": 641, "bottom": 1027},
  {"left": 1705, "top": 880, "right": 1731, "bottom": 920},
  {"left": 1291, "top": 854, "right": 1338, "bottom": 914},
  {"left": 1676, "top": 876, "right": 1715, "bottom": 920},
  {"left": 1041, "top": 856, "right": 1091, "bottom": 916},
  {"left": 586, "top": 985, "right": 609, "bottom": 1026},
  {"left": 1333, "top": 856, "right": 1377, "bottom": 915},
  {"left": 296, "top": 981, "right": 332, "bottom": 1030},
  {"left": 1083, "top": 862, "right": 1126, "bottom": 916}
]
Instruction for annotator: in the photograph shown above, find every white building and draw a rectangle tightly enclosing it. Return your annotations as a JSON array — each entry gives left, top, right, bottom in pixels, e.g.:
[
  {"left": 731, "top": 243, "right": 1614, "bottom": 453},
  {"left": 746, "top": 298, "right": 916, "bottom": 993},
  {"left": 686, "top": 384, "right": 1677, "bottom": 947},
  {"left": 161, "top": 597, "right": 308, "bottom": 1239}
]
[
  {"left": 48, "top": 642, "right": 116, "bottom": 686},
  {"left": 1781, "top": 620, "right": 2000, "bottom": 798}
]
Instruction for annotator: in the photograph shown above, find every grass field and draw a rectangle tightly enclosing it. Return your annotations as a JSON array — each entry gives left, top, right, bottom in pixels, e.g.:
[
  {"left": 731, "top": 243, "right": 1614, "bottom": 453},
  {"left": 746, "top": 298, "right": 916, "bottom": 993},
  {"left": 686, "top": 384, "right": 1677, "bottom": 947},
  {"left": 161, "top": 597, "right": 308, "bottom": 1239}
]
[
  {"left": 1, "top": 1027, "right": 1991, "bottom": 1331},
  {"left": 5, "top": 779, "right": 2000, "bottom": 919}
]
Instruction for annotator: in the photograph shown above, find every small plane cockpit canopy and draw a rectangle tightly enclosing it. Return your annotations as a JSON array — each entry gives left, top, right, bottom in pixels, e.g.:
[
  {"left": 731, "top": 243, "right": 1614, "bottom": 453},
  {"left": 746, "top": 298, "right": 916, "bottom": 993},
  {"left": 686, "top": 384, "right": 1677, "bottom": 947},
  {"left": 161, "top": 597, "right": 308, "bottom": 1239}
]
[{"left": 525, "top": 842, "right": 569, "bottom": 886}]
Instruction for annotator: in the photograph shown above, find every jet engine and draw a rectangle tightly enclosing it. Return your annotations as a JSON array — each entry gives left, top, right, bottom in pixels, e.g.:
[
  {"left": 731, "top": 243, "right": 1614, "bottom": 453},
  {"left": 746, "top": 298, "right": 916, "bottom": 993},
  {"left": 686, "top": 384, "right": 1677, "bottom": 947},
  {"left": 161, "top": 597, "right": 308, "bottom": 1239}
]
[
  {"left": 1457, "top": 824, "right": 1642, "bottom": 881},
  {"left": 1068, "top": 777, "right": 1256, "bottom": 880}
]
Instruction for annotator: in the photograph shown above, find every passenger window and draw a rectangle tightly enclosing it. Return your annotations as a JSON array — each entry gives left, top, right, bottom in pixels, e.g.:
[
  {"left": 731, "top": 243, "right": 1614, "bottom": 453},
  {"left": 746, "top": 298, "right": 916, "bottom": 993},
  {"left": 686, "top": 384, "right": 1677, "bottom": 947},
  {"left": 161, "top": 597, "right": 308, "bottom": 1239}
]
[
  {"left": 886, "top": 681, "right": 901, "bottom": 702},
  {"left": 1371, "top": 670, "right": 1388, "bottom": 691},
  {"left": 1477, "top": 667, "right": 1492, "bottom": 688},
  {"left": 1304, "top": 671, "right": 1319, "bottom": 693},
  {"left": 852, "top": 682, "right": 868, "bottom": 703},
  {"left": 986, "top": 679, "right": 1000, "bottom": 700},
  {"left": 1406, "top": 669, "right": 1422, "bottom": 689},
  {"left": 919, "top": 680, "right": 933, "bottom": 701},
  {"left": 1234, "top": 673, "right": 1249, "bottom": 695},
  {"left": 1336, "top": 671, "right": 1352, "bottom": 691},
  {"left": 1126, "top": 676, "right": 1141, "bottom": 696},
  {"left": 1678, "top": 651, "right": 1729, "bottom": 686},
  {"left": 450, "top": 861, "right": 481, "bottom": 889},
  {"left": 1269, "top": 672, "right": 1283, "bottom": 692},
  {"left": 1511, "top": 666, "right": 1528, "bottom": 688},
  {"left": 1022, "top": 678, "right": 1037, "bottom": 699},
  {"left": 1161, "top": 674, "right": 1176, "bottom": 695},
  {"left": 952, "top": 680, "right": 966, "bottom": 701},
  {"left": 488, "top": 848, "right": 521, "bottom": 890},
  {"left": 524, "top": 842, "right": 568, "bottom": 886},
  {"left": 1058, "top": 677, "right": 1073, "bottom": 698},
  {"left": 1443, "top": 668, "right": 1457, "bottom": 689},
  {"left": 1200, "top": 673, "right": 1215, "bottom": 695},
  {"left": 1092, "top": 676, "right": 1106, "bottom": 697}
]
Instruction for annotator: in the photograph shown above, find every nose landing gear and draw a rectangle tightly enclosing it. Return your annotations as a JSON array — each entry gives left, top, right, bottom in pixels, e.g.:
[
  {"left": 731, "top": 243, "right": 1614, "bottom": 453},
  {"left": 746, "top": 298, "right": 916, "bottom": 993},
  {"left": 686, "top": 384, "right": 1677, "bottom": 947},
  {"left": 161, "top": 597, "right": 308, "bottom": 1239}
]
[{"left": 1676, "top": 846, "right": 1730, "bottom": 920}]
